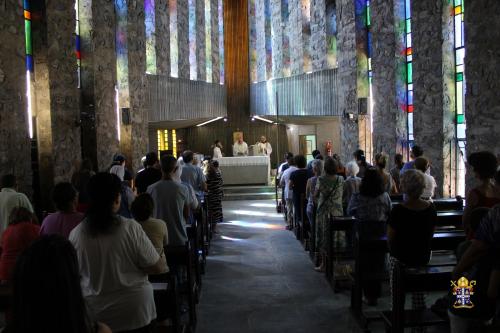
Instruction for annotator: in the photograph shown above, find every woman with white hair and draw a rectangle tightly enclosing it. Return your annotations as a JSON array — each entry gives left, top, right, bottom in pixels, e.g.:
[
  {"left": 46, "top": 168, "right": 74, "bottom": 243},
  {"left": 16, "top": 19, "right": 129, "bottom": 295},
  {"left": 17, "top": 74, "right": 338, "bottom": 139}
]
[
  {"left": 388, "top": 169, "right": 437, "bottom": 314},
  {"left": 343, "top": 161, "right": 362, "bottom": 214},
  {"left": 306, "top": 159, "right": 323, "bottom": 242}
]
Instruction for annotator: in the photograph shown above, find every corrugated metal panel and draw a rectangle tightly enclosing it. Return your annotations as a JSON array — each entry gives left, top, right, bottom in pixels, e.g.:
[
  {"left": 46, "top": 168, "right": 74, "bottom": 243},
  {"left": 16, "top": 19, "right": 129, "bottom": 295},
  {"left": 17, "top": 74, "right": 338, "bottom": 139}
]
[
  {"left": 147, "top": 74, "right": 227, "bottom": 122},
  {"left": 250, "top": 68, "right": 339, "bottom": 117}
]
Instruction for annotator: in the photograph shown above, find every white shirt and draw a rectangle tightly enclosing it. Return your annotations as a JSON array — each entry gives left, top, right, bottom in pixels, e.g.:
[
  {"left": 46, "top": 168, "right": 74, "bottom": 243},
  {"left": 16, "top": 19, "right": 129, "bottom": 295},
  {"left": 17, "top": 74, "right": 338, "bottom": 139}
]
[
  {"left": 0, "top": 188, "right": 33, "bottom": 238},
  {"left": 256, "top": 142, "right": 272, "bottom": 156},
  {"left": 233, "top": 141, "right": 249, "bottom": 156},
  {"left": 280, "top": 166, "right": 298, "bottom": 200},
  {"left": 421, "top": 173, "right": 437, "bottom": 199},
  {"left": 213, "top": 146, "right": 222, "bottom": 159},
  {"left": 69, "top": 217, "right": 159, "bottom": 332}
]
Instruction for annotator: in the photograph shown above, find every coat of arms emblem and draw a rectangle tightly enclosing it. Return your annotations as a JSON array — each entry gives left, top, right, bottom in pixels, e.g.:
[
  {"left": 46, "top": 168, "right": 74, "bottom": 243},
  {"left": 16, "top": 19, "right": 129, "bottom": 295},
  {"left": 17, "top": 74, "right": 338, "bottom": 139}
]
[{"left": 451, "top": 276, "right": 476, "bottom": 309}]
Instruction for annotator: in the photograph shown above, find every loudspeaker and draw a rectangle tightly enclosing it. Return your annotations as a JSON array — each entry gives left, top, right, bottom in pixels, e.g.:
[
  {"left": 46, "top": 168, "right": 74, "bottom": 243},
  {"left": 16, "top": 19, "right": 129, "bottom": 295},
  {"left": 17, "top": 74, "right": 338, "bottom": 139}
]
[
  {"left": 358, "top": 98, "right": 368, "bottom": 115},
  {"left": 121, "top": 108, "right": 130, "bottom": 125}
]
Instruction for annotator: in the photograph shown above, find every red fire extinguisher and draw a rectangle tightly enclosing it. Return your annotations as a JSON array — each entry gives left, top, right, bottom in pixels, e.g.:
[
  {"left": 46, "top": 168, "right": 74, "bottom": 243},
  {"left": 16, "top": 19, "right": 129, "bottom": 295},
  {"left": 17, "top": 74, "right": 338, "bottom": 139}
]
[{"left": 325, "top": 141, "right": 332, "bottom": 157}]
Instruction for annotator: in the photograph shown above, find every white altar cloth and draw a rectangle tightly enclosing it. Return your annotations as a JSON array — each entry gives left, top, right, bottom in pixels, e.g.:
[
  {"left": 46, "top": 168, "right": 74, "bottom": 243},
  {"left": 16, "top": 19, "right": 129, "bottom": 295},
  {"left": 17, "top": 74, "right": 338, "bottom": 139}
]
[{"left": 216, "top": 156, "right": 270, "bottom": 185}]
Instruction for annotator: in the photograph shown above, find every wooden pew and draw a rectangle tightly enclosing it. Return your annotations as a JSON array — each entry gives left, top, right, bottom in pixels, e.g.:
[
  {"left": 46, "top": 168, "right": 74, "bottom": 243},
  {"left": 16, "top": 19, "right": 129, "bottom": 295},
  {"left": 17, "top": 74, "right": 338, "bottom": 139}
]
[
  {"left": 325, "top": 216, "right": 356, "bottom": 290},
  {"left": 349, "top": 230, "right": 465, "bottom": 332},
  {"left": 392, "top": 197, "right": 464, "bottom": 212},
  {"left": 149, "top": 272, "right": 182, "bottom": 333}
]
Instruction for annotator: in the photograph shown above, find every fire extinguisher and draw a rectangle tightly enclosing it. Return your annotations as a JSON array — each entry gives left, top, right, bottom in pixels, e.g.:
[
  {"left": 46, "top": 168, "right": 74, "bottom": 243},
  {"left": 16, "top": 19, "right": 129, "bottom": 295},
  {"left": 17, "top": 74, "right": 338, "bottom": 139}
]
[{"left": 325, "top": 141, "right": 332, "bottom": 157}]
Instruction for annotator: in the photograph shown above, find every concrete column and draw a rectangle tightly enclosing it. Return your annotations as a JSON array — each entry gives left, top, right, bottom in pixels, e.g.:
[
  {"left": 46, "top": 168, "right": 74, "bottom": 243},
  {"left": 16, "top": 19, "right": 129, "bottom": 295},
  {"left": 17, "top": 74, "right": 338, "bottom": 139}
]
[
  {"left": 255, "top": 0, "right": 266, "bottom": 81},
  {"left": 311, "top": 0, "right": 326, "bottom": 71},
  {"left": 270, "top": 0, "right": 283, "bottom": 78},
  {"left": 289, "top": 0, "right": 303, "bottom": 76},
  {"left": 177, "top": 0, "right": 190, "bottom": 79},
  {"left": 412, "top": 0, "right": 455, "bottom": 197},
  {"left": 0, "top": 0, "right": 32, "bottom": 194},
  {"left": 211, "top": 0, "right": 220, "bottom": 83},
  {"left": 45, "top": 0, "right": 81, "bottom": 182},
  {"left": 196, "top": 0, "right": 206, "bottom": 80},
  {"left": 465, "top": 0, "right": 500, "bottom": 189},
  {"left": 155, "top": 0, "right": 170, "bottom": 75},
  {"left": 371, "top": 0, "right": 407, "bottom": 168},
  {"left": 127, "top": 0, "right": 148, "bottom": 172},
  {"left": 337, "top": 0, "right": 359, "bottom": 162}
]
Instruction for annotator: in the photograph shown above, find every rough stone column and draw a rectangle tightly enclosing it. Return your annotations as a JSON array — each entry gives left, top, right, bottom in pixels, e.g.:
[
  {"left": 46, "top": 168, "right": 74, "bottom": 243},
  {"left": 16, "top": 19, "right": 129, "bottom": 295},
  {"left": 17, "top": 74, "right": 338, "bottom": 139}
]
[
  {"left": 311, "top": 0, "right": 326, "bottom": 71},
  {"left": 255, "top": 0, "right": 266, "bottom": 81},
  {"left": 289, "top": 0, "right": 303, "bottom": 76},
  {"left": 211, "top": 0, "right": 220, "bottom": 83},
  {"left": 465, "top": 0, "right": 500, "bottom": 190},
  {"left": 196, "top": 0, "right": 206, "bottom": 80},
  {"left": 127, "top": 0, "right": 148, "bottom": 172},
  {"left": 177, "top": 0, "right": 190, "bottom": 79},
  {"left": 371, "top": 0, "right": 407, "bottom": 169},
  {"left": 155, "top": 0, "right": 170, "bottom": 75},
  {"left": 337, "top": 0, "right": 359, "bottom": 162},
  {"left": 412, "top": 0, "right": 454, "bottom": 197},
  {"left": 0, "top": 0, "right": 32, "bottom": 194},
  {"left": 45, "top": 0, "right": 81, "bottom": 182},
  {"left": 270, "top": 0, "right": 283, "bottom": 78}
]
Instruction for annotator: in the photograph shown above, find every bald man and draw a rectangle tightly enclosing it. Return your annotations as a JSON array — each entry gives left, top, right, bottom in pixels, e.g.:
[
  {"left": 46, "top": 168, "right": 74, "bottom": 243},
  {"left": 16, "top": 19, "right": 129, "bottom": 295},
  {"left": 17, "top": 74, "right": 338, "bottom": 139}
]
[{"left": 256, "top": 136, "right": 272, "bottom": 157}]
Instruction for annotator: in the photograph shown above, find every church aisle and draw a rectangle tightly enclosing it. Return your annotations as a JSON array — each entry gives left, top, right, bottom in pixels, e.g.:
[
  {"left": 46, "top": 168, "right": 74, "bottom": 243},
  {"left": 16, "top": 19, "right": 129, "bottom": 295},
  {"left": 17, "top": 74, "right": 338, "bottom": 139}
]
[{"left": 197, "top": 200, "right": 356, "bottom": 333}]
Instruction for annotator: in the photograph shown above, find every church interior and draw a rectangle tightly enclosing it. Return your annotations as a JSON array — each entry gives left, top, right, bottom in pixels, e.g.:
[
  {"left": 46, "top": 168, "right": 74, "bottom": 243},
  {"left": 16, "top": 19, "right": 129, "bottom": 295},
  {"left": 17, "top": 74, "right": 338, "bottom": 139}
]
[{"left": 1, "top": 0, "right": 499, "bottom": 332}]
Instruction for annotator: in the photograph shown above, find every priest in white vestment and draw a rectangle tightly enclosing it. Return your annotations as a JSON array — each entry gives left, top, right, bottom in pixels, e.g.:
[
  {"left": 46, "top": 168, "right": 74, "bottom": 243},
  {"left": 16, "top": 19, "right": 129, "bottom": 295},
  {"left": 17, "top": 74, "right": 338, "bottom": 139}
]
[
  {"left": 232, "top": 138, "right": 249, "bottom": 156},
  {"left": 256, "top": 136, "right": 272, "bottom": 157}
]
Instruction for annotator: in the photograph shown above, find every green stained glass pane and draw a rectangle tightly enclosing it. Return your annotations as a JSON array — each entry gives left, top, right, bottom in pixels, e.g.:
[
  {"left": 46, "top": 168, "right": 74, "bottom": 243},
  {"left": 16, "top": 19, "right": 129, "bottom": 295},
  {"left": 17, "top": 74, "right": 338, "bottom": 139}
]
[
  {"left": 407, "top": 62, "right": 413, "bottom": 84},
  {"left": 406, "top": 19, "right": 411, "bottom": 33},
  {"left": 457, "top": 114, "right": 464, "bottom": 124},
  {"left": 456, "top": 72, "right": 463, "bottom": 81},
  {"left": 367, "top": 7, "right": 371, "bottom": 27},
  {"left": 25, "top": 20, "right": 32, "bottom": 55},
  {"left": 454, "top": 0, "right": 461, "bottom": 6}
]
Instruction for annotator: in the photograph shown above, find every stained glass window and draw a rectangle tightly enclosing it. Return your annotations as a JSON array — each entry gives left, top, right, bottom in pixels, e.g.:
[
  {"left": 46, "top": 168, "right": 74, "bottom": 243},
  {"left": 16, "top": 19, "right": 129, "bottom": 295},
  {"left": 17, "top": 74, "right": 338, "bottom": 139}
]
[
  {"left": 172, "top": 129, "right": 177, "bottom": 157},
  {"left": 405, "top": 0, "right": 414, "bottom": 144},
  {"left": 218, "top": 0, "right": 224, "bottom": 84},
  {"left": 115, "top": 0, "right": 129, "bottom": 106},
  {"left": 75, "top": 0, "right": 81, "bottom": 88},
  {"left": 145, "top": 0, "right": 157, "bottom": 74},
  {"left": 157, "top": 129, "right": 169, "bottom": 157},
  {"left": 170, "top": 0, "right": 179, "bottom": 78},
  {"left": 326, "top": 0, "right": 337, "bottom": 69},
  {"left": 24, "top": 0, "right": 34, "bottom": 139},
  {"left": 205, "top": 0, "right": 212, "bottom": 82},
  {"left": 189, "top": 0, "right": 197, "bottom": 80}
]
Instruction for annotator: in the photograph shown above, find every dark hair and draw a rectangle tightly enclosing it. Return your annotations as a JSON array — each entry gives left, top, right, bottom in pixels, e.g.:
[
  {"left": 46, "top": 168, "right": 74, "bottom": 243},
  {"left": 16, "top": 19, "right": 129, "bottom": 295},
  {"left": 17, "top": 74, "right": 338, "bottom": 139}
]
[
  {"left": 414, "top": 157, "right": 429, "bottom": 173},
  {"left": 1, "top": 174, "right": 16, "bottom": 188},
  {"left": 316, "top": 154, "right": 324, "bottom": 160},
  {"left": 312, "top": 150, "right": 321, "bottom": 158},
  {"left": 324, "top": 157, "right": 339, "bottom": 176},
  {"left": 294, "top": 155, "right": 307, "bottom": 169},
  {"left": 145, "top": 152, "right": 159, "bottom": 166},
  {"left": 375, "top": 153, "right": 388, "bottom": 169},
  {"left": 52, "top": 182, "right": 77, "bottom": 211},
  {"left": 10, "top": 235, "right": 94, "bottom": 333},
  {"left": 411, "top": 145, "right": 424, "bottom": 158},
  {"left": 131, "top": 193, "right": 154, "bottom": 222},
  {"left": 353, "top": 149, "right": 367, "bottom": 166},
  {"left": 85, "top": 173, "right": 122, "bottom": 236},
  {"left": 394, "top": 153, "right": 404, "bottom": 165},
  {"left": 161, "top": 154, "right": 178, "bottom": 174},
  {"left": 182, "top": 150, "right": 194, "bottom": 163},
  {"left": 214, "top": 140, "right": 221, "bottom": 145},
  {"left": 80, "top": 158, "right": 93, "bottom": 171},
  {"left": 284, "top": 152, "right": 293, "bottom": 160},
  {"left": 468, "top": 151, "right": 498, "bottom": 179},
  {"left": 211, "top": 160, "right": 219, "bottom": 169},
  {"left": 113, "top": 154, "right": 126, "bottom": 163},
  {"left": 9, "top": 207, "right": 37, "bottom": 226},
  {"left": 359, "top": 168, "right": 385, "bottom": 198}
]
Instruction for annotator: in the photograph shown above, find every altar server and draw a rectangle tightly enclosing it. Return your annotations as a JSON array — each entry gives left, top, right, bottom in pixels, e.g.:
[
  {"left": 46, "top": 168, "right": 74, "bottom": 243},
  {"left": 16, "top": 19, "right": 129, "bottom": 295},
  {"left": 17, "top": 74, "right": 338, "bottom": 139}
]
[
  {"left": 256, "top": 136, "right": 272, "bottom": 157},
  {"left": 212, "top": 140, "right": 223, "bottom": 159},
  {"left": 233, "top": 138, "right": 249, "bottom": 156}
]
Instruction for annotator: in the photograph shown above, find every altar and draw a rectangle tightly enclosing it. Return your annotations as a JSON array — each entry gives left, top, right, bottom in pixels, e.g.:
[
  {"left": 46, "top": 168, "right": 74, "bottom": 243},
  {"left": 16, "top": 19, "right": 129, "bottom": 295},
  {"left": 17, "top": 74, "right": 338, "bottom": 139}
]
[{"left": 216, "top": 156, "right": 270, "bottom": 185}]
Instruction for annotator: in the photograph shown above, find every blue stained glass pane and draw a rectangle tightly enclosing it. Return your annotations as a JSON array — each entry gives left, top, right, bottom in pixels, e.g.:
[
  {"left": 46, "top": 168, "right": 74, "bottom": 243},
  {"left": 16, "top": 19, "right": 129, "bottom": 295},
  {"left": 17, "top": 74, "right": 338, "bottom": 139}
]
[
  {"left": 405, "top": 0, "right": 411, "bottom": 18},
  {"left": 26, "top": 54, "right": 33, "bottom": 71},
  {"left": 367, "top": 32, "right": 372, "bottom": 58},
  {"left": 408, "top": 90, "right": 413, "bottom": 105}
]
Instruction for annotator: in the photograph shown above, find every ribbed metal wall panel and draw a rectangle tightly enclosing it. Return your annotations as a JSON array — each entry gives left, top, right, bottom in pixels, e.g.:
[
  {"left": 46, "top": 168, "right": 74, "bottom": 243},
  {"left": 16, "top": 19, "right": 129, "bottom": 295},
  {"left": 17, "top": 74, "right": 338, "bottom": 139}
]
[
  {"left": 250, "top": 68, "right": 339, "bottom": 116},
  {"left": 147, "top": 74, "right": 227, "bottom": 122}
]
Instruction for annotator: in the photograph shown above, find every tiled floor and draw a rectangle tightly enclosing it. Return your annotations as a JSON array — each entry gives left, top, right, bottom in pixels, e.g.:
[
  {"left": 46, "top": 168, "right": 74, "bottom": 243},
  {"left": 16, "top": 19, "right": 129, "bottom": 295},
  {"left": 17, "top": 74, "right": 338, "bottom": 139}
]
[{"left": 197, "top": 200, "right": 360, "bottom": 333}]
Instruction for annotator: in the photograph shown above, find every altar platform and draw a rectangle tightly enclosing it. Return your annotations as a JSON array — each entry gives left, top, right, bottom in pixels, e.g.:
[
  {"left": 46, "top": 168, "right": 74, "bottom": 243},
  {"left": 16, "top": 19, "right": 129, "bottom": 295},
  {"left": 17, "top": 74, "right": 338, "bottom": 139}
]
[{"left": 216, "top": 156, "right": 270, "bottom": 186}]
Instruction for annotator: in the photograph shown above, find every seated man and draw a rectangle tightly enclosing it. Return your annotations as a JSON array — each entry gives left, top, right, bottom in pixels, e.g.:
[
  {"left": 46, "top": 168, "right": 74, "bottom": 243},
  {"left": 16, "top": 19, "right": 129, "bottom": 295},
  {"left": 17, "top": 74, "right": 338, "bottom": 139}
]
[
  {"left": 233, "top": 137, "right": 249, "bottom": 156},
  {"left": 147, "top": 155, "right": 190, "bottom": 246}
]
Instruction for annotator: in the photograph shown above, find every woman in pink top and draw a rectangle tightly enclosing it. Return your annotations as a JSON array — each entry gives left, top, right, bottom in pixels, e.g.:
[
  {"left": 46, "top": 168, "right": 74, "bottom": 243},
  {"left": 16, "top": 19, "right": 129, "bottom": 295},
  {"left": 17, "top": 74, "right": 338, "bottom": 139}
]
[{"left": 40, "top": 182, "right": 83, "bottom": 238}]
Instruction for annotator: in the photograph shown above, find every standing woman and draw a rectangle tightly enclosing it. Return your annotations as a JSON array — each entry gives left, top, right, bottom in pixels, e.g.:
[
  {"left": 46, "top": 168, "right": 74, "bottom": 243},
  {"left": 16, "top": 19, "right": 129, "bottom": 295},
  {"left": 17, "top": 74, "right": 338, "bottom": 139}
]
[
  {"left": 314, "top": 157, "right": 344, "bottom": 272},
  {"left": 206, "top": 160, "right": 224, "bottom": 232},
  {"left": 212, "top": 140, "right": 223, "bottom": 159}
]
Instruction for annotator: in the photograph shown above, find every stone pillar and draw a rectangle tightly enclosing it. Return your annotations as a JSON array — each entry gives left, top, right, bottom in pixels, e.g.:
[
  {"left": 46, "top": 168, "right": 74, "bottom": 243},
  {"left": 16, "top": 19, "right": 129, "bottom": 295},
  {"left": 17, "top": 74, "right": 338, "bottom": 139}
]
[
  {"left": 211, "top": 0, "right": 220, "bottom": 83},
  {"left": 45, "top": 0, "right": 81, "bottom": 182},
  {"left": 255, "top": 0, "right": 266, "bottom": 81},
  {"left": 289, "top": 0, "right": 303, "bottom": 76},
  {"left": 311, "top": 0, "right": 326, "bottom": 71},
  {"left": 337, "top": 0, "right": 359, "bottom": 162},
  {"left": 196, "top": 0, "right": 206, "bottom": 80},
  {"left": 127, "top": 0, "right": 148, "bottom": 172},
  {"left": 465, "top": 0, "right": 500, "bottom": 189},
  {"left": 177, "top": 0, "right": 190, "bottom": 79},
  {"left": 271, "top": 0, "right": 283, "bottom": 78},
  {"left": 0, "top": 0, "right": 33, "bottom": 194},
  {"left": 371, "top": 0, "right": 407, "bottom": 168},
  {"left": 155, "top": 0, "right": 170, "bottom": 75},
  {"left": 412, "top": 0, "right": 454, "bottom": 197}
]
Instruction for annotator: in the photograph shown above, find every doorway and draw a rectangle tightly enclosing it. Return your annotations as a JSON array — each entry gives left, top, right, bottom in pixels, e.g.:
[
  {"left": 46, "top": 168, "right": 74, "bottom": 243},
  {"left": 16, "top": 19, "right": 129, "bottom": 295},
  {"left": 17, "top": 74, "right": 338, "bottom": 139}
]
[{"left": 299, "top": 135, "right": 317, "bottom": 163}]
